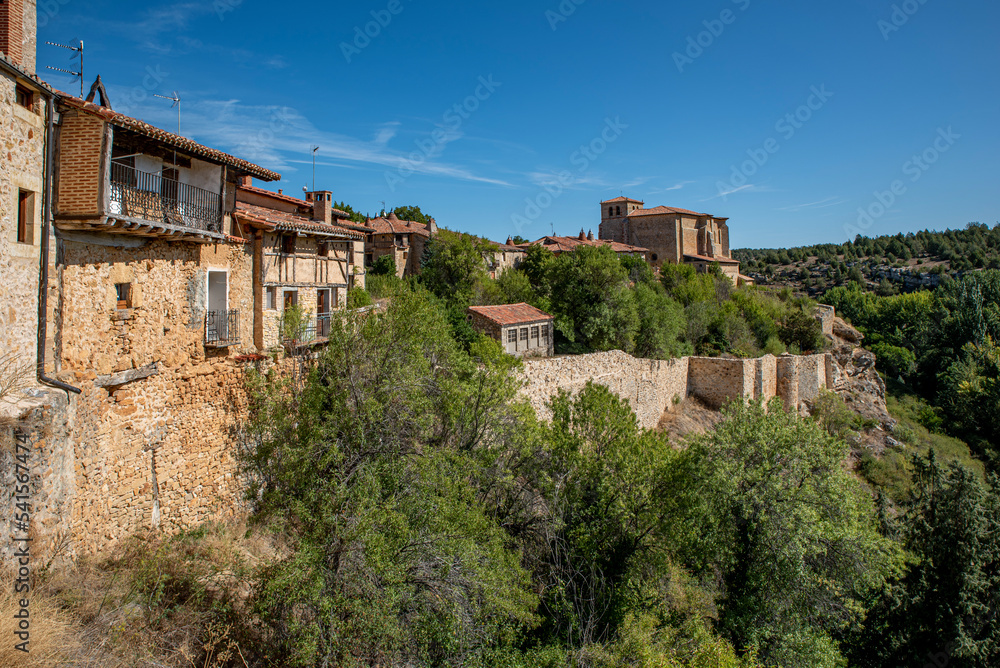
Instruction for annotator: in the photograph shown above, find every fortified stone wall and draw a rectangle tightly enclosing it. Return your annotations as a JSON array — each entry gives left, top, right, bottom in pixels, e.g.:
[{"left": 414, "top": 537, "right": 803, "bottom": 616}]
[{"left": 521, "top": 350, "right": 832, "bottom": 429}]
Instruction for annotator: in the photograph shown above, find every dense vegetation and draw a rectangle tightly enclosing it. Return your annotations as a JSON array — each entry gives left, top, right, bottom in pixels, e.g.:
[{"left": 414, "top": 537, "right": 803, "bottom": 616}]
[
  {"left": 824, "top": 270, "right": 1000, "bottom": 471},
  {"left": 230, "top": 283, "right": 1000, "bottom": 666},
  {"left": 411, "top": 232, "right": 826, "bottom": 360}
]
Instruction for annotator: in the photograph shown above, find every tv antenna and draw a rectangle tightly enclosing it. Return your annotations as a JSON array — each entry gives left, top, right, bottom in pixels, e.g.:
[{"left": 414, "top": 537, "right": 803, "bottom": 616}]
[
  {"left": 46, "top": 40, "right": 84, "bottom": 98},
  {"left": 311, "top": 146, "right": 320, "bottom": 192},
  {"left": 153, "top": 92, "right": 181, "bottom": 135}
]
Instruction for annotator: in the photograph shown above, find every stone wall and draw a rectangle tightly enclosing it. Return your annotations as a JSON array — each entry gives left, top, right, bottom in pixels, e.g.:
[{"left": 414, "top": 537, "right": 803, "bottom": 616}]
[
  {"left": 521, "top": 350, "right": 832, "bottom": 429},
  {"left": 521, "top": 351, "right": 689, "bottom": 429},
  {"left": 0, "top": 71, "right": 45, "bottom": 369}
]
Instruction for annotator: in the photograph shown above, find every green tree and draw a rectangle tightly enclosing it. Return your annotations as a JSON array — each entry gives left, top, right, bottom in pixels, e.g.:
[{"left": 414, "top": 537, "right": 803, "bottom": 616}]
[
  {"left": 369, "top": 253, "right": 397, "bottom": 277},
  {"left": 420, "top": 230, "right": 494, "bottom": 306},
  {"left": 547, "top": 245, "right": 639, "bottom": 353},
  {"left": 241, "top": 289, "right": 538, "bottom": 666},
  {"left": 678, "top": 401, "right": 896, "bottom": 667},
  {"left": 848, "top": 453, "right": 1000, "bottom": 668},
  {"left": 496, "top": 269, "right": 536, "bottom": 305},
  {"left": 392, "top": 205, "right": 432, "bottom": 226},
  {"left": 633, "top": 283, "right": 689, "bottom": 359}
]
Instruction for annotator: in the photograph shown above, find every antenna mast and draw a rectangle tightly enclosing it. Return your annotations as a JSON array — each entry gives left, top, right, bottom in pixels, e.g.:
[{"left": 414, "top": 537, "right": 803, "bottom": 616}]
[
  {"left": 46, "top": 40, "right": 84, "bottom": 97},
  {"left": 311, "top": 146, "right": 320, "bottom": 192},
  {"left": 153, "top": 92, "right": 181, "bottom": 135}
]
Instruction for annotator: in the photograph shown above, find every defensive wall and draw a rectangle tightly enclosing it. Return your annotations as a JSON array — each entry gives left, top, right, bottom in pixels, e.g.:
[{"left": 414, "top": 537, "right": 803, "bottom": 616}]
[{"left": 521, "top": 350, "right": 834, "bottom": 429}]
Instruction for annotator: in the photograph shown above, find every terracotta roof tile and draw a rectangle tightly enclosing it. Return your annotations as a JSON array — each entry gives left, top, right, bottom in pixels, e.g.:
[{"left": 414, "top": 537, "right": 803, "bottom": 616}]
[
  {"left": 520, "top": 236, "right": 648, "bottom": 254},
  {"left": 684, "top": 253, "right": 741, "bottom": 265},
  {"left": 234, "top": 202, "right": 364, "bottom": 239},
  {"left": 366, "top": 216, "right": 433, "bottom": 237},
  {"left": 601, "top": 196, "right": 644, "bottom": 204},
  {"left": 468, "top": 303, "right": 553, "bottom": 327},
  {"left": 57, "top": 92, "right": 281, "bottom": 182},
  {"left": 629, "top": 205, "right": 709, "bottom": 217}
]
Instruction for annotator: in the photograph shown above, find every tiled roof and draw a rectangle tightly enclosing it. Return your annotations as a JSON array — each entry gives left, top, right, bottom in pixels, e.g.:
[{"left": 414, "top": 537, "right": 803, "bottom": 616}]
[
  {"left": 629, "top": 205, "right": 709, "bottom": 217},
  {"left": 684, "top": 253, "right": 741, "bottom": 265},
  {"left": 520, "top": 236, "right": 648, "bottom": 254},
  {"left": 366, "top": 214, "right": 433, "bottom": 237},
  {"left": 239, "top": 184, "right": 352, "bottom": 219},
  {"left": 234, "top": 202, "right": 364, "bottom": 239},
  {"left": 601, "top": 196, "right": 644, "bottom": 204},
  {"left": 0, "top": 54, "right": 54, "bottom": 93},
  {"left": 57, "top": 92, "right": 281, "bottom": 182},
  {"left": 468, "top": 303, "right": 553, "bottom": 327}
]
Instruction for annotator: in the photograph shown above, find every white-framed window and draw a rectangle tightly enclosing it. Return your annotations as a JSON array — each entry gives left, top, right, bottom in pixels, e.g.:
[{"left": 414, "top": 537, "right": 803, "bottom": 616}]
[{"left": 507, "top": 330, "right": 517, "bottom": 343}]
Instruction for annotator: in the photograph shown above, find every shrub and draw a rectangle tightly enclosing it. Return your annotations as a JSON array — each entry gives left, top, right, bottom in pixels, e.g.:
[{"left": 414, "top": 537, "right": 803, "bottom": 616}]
[
  {"left": 369, "top": 254, "right": 397, "bottom": 277},
  {"left": 347, "top": 287, "right": 373, "bottom": 309}
]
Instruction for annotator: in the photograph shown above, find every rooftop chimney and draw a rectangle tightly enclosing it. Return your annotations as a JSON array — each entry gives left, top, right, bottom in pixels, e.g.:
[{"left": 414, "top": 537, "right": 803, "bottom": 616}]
[
  {"left": 308, "top": 190, "right": 333, "bottom": 224},
  {"left": 388, "top": 212, "right": 399, "bottom": 221},
  {"left": 0, "top": 0, "right": 35, "bottom": 73},
  {"left": 427, "top": 217, "right": 438, "bottom": 236},
  {"left": 238, "top": 175, "right": 252, "bottom": 188},
  {"left": 587, "top": 229, "right": 594, "bottom": 241},
  {"left": 578, "top": 229, "right": 586, "bottom": 241}
]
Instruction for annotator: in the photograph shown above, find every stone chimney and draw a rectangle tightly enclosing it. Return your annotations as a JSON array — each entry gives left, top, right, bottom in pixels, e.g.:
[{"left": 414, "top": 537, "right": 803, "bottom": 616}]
[
  {"left": 578, "top": 229, "right": 586, "bottom": 241},
  {"left": 506, "top": 236, "right": 514, "bottom": 246},
  {"left": 388, "top": 211, "right": 399, "bottom": 221},
  {"left": 427, "top": 217, "right": 438, "bottom": 236},
  {"left": 309, "top": 190, "right": 333, "bottom": 224},
  {"left": 587, "top": 229, "right": 594, "bottom": 241},
  {"left": 237, "top": 175, "right": 252, "bottom": 188},
  {"left": 0, "top": 0, "right": 36, "bottom": 73}
]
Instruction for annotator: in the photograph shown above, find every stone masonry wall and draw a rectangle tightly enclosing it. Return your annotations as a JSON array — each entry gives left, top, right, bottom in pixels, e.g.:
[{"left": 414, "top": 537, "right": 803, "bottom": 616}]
[
  {"left": 521, "top": 351, "right": 832, "bottom": 429},
  {"left": 0, "top": 72, "right": 45, "bottom": 370}
]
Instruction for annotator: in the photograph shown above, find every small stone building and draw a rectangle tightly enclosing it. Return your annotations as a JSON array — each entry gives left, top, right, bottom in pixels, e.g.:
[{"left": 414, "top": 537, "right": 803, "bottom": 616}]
[
  {"left": 468, "top": 303, "right": 555, "bottom": 358},
  {"left": 363, "top": 212, "right": 437, "bottom": 278},
  {"left": 235, "top": 181, "right": 366, "bottom": 349}
]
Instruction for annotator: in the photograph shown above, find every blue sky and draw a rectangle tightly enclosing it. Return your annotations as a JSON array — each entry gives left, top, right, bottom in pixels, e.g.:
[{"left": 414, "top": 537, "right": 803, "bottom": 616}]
[{"left": 38, "top": 0, "right": 999, "bottom": 249}]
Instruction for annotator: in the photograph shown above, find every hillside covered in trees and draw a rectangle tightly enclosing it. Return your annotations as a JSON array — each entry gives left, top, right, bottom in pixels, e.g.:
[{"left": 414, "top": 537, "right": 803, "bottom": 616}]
[{"left": 734, "top": 223, "right": 1000, "bottom": 296}]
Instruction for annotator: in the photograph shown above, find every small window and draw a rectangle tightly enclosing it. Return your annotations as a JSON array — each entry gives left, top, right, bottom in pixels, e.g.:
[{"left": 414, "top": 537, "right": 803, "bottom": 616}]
[
  {"left": 318, "top": 243, "right": 329, "bottom": 258},
  {"left": 651, "top": 253, "right": 658, "bottom": 262},
  {"left": 115, "top": 283, "right": 132, "bottom": 309},
  {"left": 608, "top": 207, "right": 613, "bottom": 217},
  {"left": 531, "top": 326, "right": 540, "bottom": 340},
  {"left": 17, "top": 190, "right": 33, "bottom": 244},
  {"left": 541, "top": 325, "right": 550, "bottom": 340},
  {"left": 616, "top": 206, "right": 621, "bottom": 216},
  {"left": 15, "top": 85, "right": 33, "bottom": 110},
  {"left": 507, "top": 330, "right": 517, "bottom": 343},
  {"left": 283, "top": 290, "right": 298, "bottom": 310},
  {"left": 520, "top": 328, "right": 528, "bottom": 341},
  {"left": 266, "top": 287, "right": 276, "bottom": 310},
  {"left": 395, "top": 235, "right": 404, "bottom": 246},
  {"left": 282, "top": 235, "right": 296, "bottom": 254}
]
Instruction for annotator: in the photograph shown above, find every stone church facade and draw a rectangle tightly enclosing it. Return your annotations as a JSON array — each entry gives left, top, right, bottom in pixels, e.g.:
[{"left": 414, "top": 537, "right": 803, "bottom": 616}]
[{"left": 598, "top": 196, "right": 747, "bottom": 284}]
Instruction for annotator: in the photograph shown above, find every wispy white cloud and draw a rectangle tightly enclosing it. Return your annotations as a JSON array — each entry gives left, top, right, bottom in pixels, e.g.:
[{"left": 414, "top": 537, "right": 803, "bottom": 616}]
[
  {"left": 702, "top": 184, "right": 775, "bottom": 202},
  {"left": 374, "top": 122, "right": 401, "bottom": 146},
  {"left": 527, "top": 170, "right": 611, "bottom": 190},
  {"left": 775, "top": 196, "right": 843, "bottom": 212}
]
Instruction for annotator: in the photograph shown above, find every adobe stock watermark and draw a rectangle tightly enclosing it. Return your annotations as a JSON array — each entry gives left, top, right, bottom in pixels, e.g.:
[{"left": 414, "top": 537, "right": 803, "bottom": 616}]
[
  {"left": 214, "top": 0, "right": 243, "bottom": 21},
  {"left": 546, "top": 0, "right": 587, "bottom": 31},
  {"left": 385, "top": 75, "right": 501, "bottom": 192},
  {"left": 511, "top": 117, "right": 628, "bottom": 234},
  {"left": 673, "top": 0, "right": 752, "bottom": 73},
  {"left": 878, "top": 0, "right": 931, "bottom": 40},
  {"left": 36, "top": 0, "right": 73, "bottom": 28},
  {"left": 716, "top": 85, "right": 834, "bottom": 201},
  {"left": 12, "top": 428, "right": 34, "bottom": 653},
  {"left": 845, "top": 126, "right": 959, "bottom": 238},
  {"left": 340, "top": 0, "right": 411, "bottom": 64},
  {"left": 114, "top": 66, "right": 170, "bottom": 119},
  {"left": 234, "top": 107, "right": 296, "bottom": 164}
]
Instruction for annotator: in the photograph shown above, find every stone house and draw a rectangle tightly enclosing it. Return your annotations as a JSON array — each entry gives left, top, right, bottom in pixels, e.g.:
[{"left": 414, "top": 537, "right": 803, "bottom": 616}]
[
  {"left": 486, "top": 237, "right": 526, "bottom": 278},
  {"left": 363, "top": 212, "right": 437, "bottom": 278},
  {"left": 0, "top": 0, "right": 51, "bottom": 380},
  {"left": 598, "top": 197, "right": 750, "bottom": 284},
  {"left": 234, "top": 181, "right": 366, "bottom": 349},
  {"left": 519, "top": 230, "right": 649, "bottom": 260},
  {"left": 468, "top": 303, "right": 555, "bottom": 358}
]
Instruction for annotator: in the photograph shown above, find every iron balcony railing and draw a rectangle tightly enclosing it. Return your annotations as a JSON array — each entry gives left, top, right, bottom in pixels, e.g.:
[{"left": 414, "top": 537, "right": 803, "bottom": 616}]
[
  {"left": 109, "top": 162, "right": 223, "bottom": 232},
  {"left": 205, "top": 310, "right": 239, "bottom": 346},
  {"left": 299, "top": 312, "right": 332, "bottom": 343}
]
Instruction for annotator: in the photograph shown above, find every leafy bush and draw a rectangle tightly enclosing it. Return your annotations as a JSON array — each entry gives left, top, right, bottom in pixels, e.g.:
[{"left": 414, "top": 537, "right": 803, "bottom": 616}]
[
  {"left": 347, "top": 286, "right": 372, "bottom": 309},
  {"left": 369, "top": 253, "right": 397, "bottom": 277}
]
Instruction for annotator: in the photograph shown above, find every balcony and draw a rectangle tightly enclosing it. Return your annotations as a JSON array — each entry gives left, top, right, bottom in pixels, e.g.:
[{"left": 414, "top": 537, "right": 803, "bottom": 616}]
[
  {"left": 205, "top": 310, "right": 240, "bottom": 347},
  {"left": 110, "top": 162, "right": 223, "bottom": 233}
]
